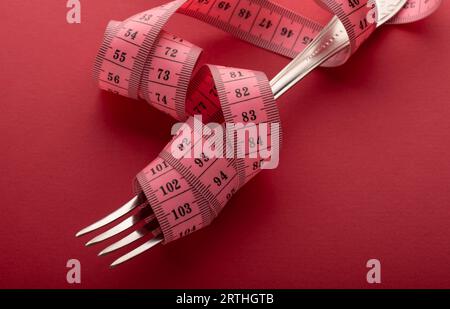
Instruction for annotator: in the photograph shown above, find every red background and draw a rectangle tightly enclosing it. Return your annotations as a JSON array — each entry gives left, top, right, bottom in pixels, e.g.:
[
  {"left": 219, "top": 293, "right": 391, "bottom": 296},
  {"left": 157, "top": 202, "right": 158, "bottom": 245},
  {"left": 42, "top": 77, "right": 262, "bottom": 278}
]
[{"left": 1, "top": 0, "right": 449, "bottom": 289}]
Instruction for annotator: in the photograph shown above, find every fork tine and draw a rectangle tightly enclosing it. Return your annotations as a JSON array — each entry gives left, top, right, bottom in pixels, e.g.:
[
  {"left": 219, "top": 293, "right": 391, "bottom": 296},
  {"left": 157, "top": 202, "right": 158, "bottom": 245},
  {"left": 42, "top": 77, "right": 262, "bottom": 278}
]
[
  {"left": 110, "top": 234, "right": 164, "bottom": 268},
  {"left": 75, "top": 193, "right": 146, "bottom": 237},
  {"left": 85, "top": 208, "right": 155, "bottom": 247},
  {"left": 98, "top": 222, "right": 159, "bottom": 256}
]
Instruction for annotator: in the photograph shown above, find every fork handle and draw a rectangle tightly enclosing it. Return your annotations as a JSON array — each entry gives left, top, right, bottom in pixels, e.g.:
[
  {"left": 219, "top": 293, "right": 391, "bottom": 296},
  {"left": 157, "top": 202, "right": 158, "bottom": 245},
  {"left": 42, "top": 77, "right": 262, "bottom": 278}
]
[{"left": 270, "top": 16, "right": 351, "bottom": 100}]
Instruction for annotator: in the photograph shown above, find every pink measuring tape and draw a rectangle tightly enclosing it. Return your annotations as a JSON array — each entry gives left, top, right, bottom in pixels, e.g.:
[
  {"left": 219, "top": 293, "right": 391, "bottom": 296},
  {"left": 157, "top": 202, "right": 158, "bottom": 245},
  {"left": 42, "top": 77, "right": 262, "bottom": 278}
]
[{"left": 93, "top": 0, "right": 441, "bottom": 244}]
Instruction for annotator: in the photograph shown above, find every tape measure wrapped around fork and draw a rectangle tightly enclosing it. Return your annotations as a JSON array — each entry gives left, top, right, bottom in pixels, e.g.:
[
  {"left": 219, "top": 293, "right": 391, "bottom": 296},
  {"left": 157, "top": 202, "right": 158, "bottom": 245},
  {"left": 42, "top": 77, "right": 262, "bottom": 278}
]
[{"left": 93, "top": 0, "right": 442, "bottom": 244}]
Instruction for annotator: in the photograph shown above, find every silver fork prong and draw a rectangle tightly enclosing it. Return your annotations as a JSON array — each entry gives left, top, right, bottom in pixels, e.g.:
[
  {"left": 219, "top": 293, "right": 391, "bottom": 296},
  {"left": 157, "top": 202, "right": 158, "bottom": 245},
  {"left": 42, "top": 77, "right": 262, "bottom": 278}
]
[
  {"left": 98, "top": 222, "right": 159, "bottom": 256},
  {"left": 85, "top": 208, "right": 155, "bottom": 247},
  {"left": 110, "top": 234, "right": 164, "bottom": 268},
  {"left": 76, "top": 193, "right": 146, "bottom": 237}
]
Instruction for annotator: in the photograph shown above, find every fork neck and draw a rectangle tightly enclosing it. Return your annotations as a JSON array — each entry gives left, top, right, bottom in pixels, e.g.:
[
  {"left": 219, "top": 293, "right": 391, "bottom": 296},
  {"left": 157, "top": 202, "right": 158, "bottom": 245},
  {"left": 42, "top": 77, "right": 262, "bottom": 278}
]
[{"left": 270, "top": 16, "right": 350, "bottom": 100}]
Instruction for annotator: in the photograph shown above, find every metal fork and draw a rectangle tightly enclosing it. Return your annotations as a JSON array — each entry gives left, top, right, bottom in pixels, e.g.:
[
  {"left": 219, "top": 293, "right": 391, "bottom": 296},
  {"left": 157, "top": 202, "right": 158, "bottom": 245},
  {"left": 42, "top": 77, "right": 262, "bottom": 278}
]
[{"left": 76, "top": 0, "right": 407, "bottom": 268}]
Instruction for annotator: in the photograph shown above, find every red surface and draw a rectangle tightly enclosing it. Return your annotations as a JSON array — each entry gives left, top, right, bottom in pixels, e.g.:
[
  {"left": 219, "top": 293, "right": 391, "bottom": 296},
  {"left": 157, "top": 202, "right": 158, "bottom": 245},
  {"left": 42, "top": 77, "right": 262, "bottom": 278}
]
[{"left": 1, "top": 0, "right": 449, "bottom": 289}]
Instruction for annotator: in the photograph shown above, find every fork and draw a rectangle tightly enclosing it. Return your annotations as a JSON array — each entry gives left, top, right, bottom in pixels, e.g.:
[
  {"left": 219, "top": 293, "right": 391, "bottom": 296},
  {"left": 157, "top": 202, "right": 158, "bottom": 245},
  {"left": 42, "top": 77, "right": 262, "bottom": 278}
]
[{"left": 76, "top": 0, "right": 407, "bottom": 268}]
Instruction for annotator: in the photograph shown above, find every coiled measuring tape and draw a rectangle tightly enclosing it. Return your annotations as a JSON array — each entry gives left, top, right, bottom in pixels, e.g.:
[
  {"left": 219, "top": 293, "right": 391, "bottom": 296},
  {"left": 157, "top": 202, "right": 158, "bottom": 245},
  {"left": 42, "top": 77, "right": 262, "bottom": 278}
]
[{"left": 93, "top": 0, "right": 441, "bottom": 243}]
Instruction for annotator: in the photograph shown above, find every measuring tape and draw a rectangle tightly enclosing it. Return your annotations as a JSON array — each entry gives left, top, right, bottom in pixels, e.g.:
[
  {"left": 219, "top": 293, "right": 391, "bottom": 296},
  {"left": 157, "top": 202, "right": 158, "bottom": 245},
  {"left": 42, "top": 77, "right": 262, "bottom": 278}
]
[{"left": 94, "top": 0, "right": 441, "bottom": 243}]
